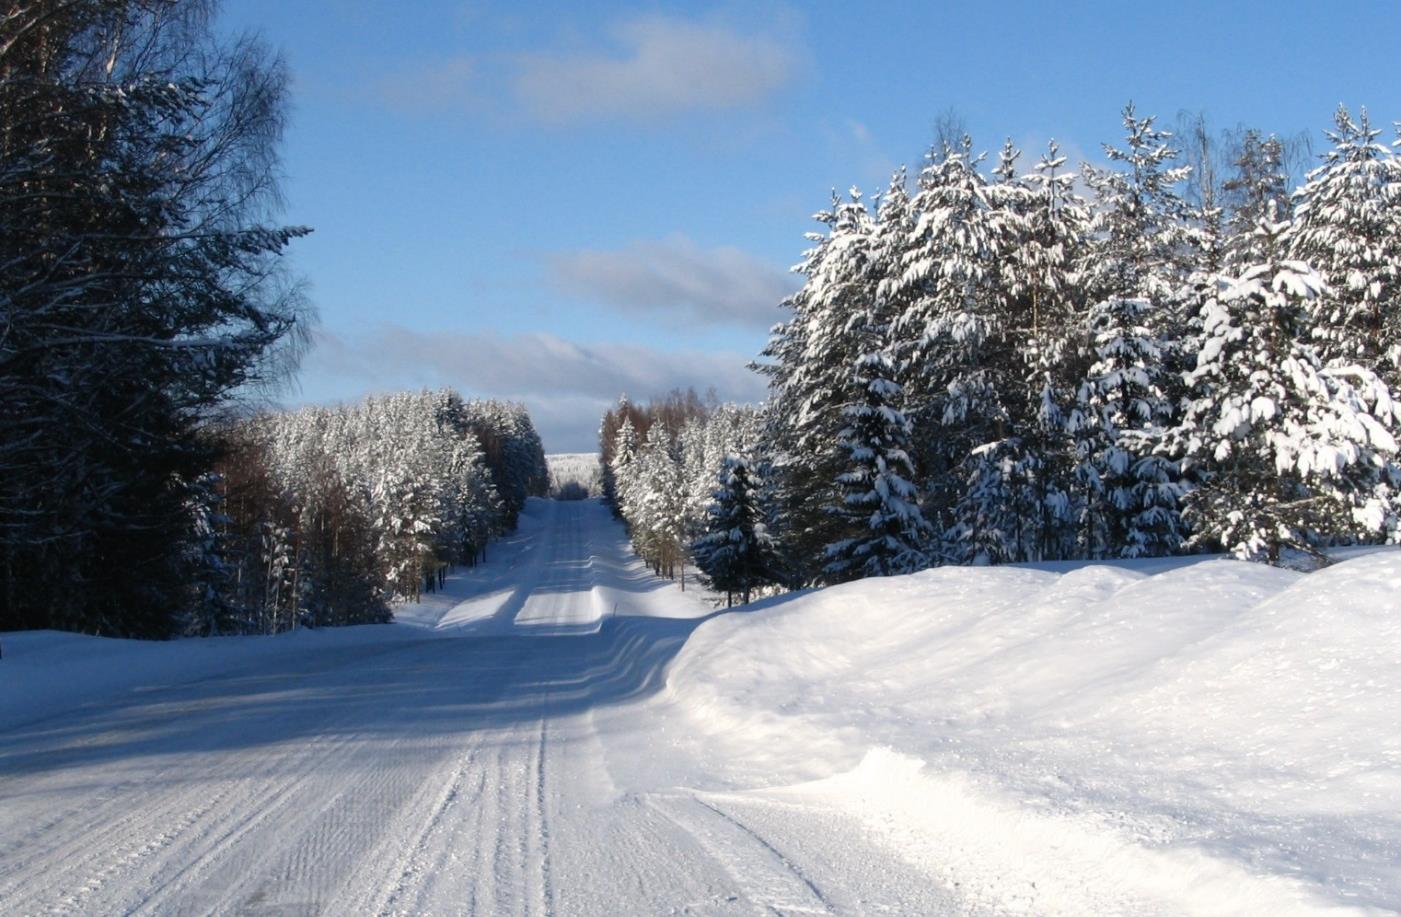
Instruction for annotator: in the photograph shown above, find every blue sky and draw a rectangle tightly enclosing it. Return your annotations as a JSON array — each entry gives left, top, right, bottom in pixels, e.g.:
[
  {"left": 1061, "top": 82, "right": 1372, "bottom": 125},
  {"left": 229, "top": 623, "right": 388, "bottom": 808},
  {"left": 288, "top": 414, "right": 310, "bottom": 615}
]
[{"left": 219, "top": 0, "right": 1401, "bottom": 451}]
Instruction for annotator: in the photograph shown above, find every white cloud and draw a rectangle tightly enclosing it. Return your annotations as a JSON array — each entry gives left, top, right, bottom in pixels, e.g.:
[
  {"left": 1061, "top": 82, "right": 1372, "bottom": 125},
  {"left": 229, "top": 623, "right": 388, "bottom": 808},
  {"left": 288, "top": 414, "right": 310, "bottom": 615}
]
[
  {"left": 548, "top": 235, "right": 796, "bottom": 329},
  {"left": 512, "top": 15, "right": 799, "bottom": 124},
  {"left": 303, "top": 327, "right": 767, "bottom": 452}
]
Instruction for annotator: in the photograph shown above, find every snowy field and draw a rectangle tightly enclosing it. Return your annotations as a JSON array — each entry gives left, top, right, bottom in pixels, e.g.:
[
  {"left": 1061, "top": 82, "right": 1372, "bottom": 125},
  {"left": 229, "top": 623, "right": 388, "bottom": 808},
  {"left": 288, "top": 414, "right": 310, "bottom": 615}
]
[{"left": 2, "top": 499, "right": 1398, "bottom": 915}]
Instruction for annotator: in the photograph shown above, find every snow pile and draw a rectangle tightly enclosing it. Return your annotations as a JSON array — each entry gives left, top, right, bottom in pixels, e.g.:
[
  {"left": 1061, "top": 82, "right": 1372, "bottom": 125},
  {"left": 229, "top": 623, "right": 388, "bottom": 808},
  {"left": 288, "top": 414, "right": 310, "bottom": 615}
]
[{"left": 660, "top": 553, "right": 1401, "bottom": 913}]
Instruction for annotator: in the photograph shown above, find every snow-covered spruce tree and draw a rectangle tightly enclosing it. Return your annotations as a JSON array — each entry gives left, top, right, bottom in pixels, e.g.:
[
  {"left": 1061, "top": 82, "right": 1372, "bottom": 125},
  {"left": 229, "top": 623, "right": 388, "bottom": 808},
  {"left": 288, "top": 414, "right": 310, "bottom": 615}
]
[
  {"left": 692, "top": 456, "right": 780, "bottom": 605},
  {"left": 1288, "top": 106, "right": 1401, "bottom": 389},
  {"left": 1074, "top": 106, "right": 1192, "bottom": 557},
  {"left": 631, "top": 425, "right": 689, "bottom": 580},
  {"left": 678, "top": 404, "right": 763, "bottom": 556},
  {"left": 887, "top": 137, "right": 1016, "bottom": 549},
  {"left": 945, "top": 139, "right": 1098, "bottom": 564},
  {"left": 1073, "top": 297, "right": 1187, "bottom": 557},
  {"left": 610, "top": 415, "right": 641, "bottom": 523},
  {"left": 599, "top": 394, "right": 636, "bottom": 511},
  {"left": 1008, "top": 142, "right": 1095, "bottom": 560},
  {"left": 759, "top": 189, "right": 882, "bottom": 583},
  {"left": 824, "top": 352, "right": 933, "bottom": 581},
  {"left": 1180, "top": 212, "right": 1401, "bottom": 561},
  {"left": 940, "top": 141, "right": 1039, "bottom": 564}
]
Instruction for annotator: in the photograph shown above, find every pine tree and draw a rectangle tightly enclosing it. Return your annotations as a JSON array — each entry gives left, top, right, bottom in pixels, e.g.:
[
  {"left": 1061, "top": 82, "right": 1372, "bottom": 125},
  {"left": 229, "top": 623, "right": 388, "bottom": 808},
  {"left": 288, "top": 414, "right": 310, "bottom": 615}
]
[
  {"left": 889, "top": 137, "right": 1011, "bottom": 536},
  {"left": 1074, "top": 297, "right": 1187, "bottom": 556},
  {"left": 1180, "top": 213, "right": 1401, "bottom": 561},
  {"left": 759, "top": 189, "right": 879, "bottom": 583},
  {"left": 610, "top": 415, "right": 640, "bottom": 522},
  {"left": 0, "top": 1, "right": 311, "bottom": 636},
  {"left": 1074, "top": 105, "right": 1192, "bottom": 557},
  {"left": 1014, "top": 142, "right": 1094, "bottom": 560}
]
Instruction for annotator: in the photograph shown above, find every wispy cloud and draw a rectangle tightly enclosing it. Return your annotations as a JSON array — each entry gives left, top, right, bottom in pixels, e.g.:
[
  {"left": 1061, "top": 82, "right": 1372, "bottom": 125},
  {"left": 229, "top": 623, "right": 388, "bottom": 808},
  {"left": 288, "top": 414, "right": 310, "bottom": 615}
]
[
  {"left": 548, "top": 235, "right": 795, "bottom": 329},
  {"left": 512, "top": 15, "right": 800, "bottom": 124},
  {"left": 376, "top": 13, "right": 802, "bottom": 123},
  {"left": 304, "top": 326, "right": 767, "bottom": 451}
]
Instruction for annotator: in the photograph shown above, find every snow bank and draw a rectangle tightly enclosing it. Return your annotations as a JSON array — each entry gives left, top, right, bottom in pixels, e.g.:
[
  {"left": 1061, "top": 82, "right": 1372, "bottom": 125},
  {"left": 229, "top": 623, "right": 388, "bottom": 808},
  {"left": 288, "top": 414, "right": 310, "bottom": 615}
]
[{"left": 660, "top": 552, "right": 1401, "bottom": 913}]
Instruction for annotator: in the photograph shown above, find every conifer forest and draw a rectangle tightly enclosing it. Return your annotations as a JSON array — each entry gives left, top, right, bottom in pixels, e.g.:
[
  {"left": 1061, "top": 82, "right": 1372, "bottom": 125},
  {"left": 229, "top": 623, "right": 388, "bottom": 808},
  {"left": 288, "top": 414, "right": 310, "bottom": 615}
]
[{"left": 603, "top": 106, "right": 1401, "bottom": 599}]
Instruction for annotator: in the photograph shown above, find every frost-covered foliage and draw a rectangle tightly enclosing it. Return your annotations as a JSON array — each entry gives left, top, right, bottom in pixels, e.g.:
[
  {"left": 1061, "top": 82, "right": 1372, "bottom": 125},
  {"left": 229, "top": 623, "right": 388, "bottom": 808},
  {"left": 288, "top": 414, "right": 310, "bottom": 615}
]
[
  {"left": 191, "top": 390, "right": 546, "bottom": 634},
  {"left": 1180, "top": 215, "right": 1400, "bottom": 561},
  {"left": 1288, "top": 106, "right": 1401, "bottom": 388},
  {"left": 1074, "top": 297, "right": 1186, "bottom": 558},
  {"left": 751, "top": 102, "right": 1401, "bottom": 578},
  {"left": 824, "top": 353, "right": 932, "bottom": 580}
]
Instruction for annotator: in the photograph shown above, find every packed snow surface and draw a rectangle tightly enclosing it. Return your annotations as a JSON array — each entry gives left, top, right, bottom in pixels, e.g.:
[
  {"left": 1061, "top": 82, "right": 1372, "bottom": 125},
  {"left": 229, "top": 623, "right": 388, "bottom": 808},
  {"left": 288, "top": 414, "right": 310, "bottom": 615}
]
[{"left": 2, "top": 498, "right": 1398, "bottom": 915}]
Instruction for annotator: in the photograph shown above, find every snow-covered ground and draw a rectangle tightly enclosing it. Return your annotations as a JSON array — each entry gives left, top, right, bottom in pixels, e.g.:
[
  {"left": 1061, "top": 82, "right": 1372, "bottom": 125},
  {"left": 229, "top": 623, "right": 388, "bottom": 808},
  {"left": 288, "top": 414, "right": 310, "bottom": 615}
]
[{"left": 2, "top": 499, "right": 1398, "bottom": 915}]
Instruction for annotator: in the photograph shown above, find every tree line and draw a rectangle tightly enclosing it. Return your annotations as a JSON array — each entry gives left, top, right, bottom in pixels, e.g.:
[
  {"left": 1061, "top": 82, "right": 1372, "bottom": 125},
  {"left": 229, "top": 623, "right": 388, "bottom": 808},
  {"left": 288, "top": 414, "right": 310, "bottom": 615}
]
[
  {"left": 603, "top": 103, "right": 1401, "bottom": 599},
  {"left": 192, "top": 391, "right": 547, "bottom": 636}
]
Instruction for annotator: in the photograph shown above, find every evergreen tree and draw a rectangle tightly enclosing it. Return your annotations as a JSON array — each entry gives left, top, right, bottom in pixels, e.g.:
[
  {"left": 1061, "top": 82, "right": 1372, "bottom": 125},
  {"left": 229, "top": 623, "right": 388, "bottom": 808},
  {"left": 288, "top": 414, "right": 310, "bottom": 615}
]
[
  {"left": 1013, "top": 142, "right": 1094, "bottom": 560},
  {"left": 889, "top": 138, "right": 1011, "bottom": 535},
  {"left": 610, "top": 415, "right": 640, "bottom": 522},
  {"left": 1288, "top": 106, "right": 1401, "bottom": 388},
  {"left": 1074, "top": 297, "right": 1187, "bottom": 556},
  {"left": 824, "top": 352, "right": 932, "bottom": 580},
  {"left": 1180, "top": 213, "right": 1401, "bottom": 561},
  {"left": 1074, "top": 105, "right": 1192, "bottom": 557},
  {"left": 759, "top": 189, "right": 880, "bottom": 583},
  {"left": 692, "top": 456, "right": 779, "bottom": 605},
  {"left": 0, "top": 0, "right": 311, "bottom": 636}
]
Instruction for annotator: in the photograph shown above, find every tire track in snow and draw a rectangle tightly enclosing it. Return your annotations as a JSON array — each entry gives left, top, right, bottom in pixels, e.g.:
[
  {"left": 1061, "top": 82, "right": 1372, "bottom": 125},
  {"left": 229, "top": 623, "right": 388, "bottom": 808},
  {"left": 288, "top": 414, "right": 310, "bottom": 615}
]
[
  {"left": 370, "top": 744, "right": 485, "bottom": 916},
  {"left": 145, "top": 733, "right": 420, "bottom": 915},
  {"left": 645, "top": 794, "right": 835, "bottom": 916},
  {"left": 534, "top": 714, "right": 555, "bottom": 917},
  {"left": 64, "top": 726, "right": 370, "bottom": 917}
]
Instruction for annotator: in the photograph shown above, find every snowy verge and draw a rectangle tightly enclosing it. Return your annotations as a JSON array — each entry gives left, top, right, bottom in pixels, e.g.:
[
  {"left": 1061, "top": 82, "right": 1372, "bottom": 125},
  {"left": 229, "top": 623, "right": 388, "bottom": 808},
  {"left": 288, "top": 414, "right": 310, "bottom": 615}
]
[
  {"left": 656, "top": 551, "right": 1401, "bottom": 914},
  {"left": 0, "top": 624, "right": 424, "bottom": 733}
]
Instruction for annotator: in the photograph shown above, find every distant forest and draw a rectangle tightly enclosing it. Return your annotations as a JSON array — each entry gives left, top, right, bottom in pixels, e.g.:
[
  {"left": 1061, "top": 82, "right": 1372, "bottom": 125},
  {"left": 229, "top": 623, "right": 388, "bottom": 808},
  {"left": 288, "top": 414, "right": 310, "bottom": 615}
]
[{"left": 604, "top": 104, "right": 1401, "bottom": 601}]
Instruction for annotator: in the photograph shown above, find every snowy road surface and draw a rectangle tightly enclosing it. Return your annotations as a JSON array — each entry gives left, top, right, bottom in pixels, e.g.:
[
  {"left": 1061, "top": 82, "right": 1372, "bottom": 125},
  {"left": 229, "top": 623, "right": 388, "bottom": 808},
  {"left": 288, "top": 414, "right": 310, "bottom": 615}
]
[{"left": 0, "top": 501, "right": 960, "bottom": 916}]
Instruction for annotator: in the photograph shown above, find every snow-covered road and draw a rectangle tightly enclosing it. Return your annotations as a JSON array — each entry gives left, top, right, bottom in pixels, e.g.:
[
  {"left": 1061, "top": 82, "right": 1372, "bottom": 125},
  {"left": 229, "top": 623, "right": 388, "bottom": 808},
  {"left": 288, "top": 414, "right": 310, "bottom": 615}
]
[{"left": 0, "top": 501, "right": 958, "bottom": 916}]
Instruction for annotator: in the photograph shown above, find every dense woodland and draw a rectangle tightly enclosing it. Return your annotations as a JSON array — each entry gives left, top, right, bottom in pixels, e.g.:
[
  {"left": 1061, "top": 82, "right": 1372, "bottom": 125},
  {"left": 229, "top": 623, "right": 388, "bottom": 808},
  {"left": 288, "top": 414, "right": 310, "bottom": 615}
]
[
  {"left": 195, "top": 391, "right": 547, "bottom": 636},
  {"left": 0, "top": 2, "right": 547, "bottom": 638},
  {"left": 604, "top": 105, "right": 1401, "bottom": 598}
]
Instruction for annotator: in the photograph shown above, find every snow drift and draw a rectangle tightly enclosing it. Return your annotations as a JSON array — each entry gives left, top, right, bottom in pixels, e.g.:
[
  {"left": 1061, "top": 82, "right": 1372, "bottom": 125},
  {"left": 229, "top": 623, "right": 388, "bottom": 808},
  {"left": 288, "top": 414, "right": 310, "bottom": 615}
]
[{"left": 658, "top": 552, "right": 1401, "bottom": 914}]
